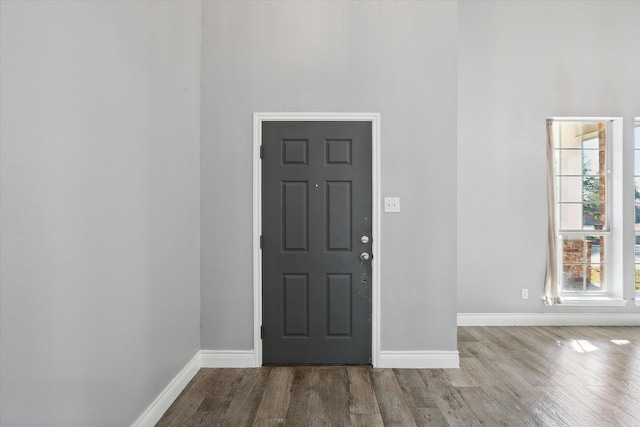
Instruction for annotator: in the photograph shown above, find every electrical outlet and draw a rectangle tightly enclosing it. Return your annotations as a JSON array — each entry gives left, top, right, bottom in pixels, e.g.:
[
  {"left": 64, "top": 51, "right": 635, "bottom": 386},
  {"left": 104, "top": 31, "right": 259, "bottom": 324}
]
[
  {"left": 521, "top": 289, "right": 529, "bottom": 299},
  {"left": 384, "top": 197, "right": 400, "bottom": 213}
]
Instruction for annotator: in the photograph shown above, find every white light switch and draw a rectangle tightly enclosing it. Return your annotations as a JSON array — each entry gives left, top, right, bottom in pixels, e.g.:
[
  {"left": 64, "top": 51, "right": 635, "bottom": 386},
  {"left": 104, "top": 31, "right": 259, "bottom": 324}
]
[{"left": 384, "top": 197, "right": 400, "bottom": 213}]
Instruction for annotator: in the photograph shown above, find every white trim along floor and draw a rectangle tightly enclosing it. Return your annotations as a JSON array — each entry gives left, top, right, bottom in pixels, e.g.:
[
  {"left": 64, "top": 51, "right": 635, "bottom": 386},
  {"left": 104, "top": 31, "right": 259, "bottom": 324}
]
[{"left": 133, "top": 313, "right": 640, "bottom": 426}]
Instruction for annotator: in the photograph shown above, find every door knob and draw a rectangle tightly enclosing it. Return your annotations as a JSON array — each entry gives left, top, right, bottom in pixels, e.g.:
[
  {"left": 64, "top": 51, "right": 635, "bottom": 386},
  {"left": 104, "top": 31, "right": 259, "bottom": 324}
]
[{"left": 360, "top": 252, "right": 371, "bottom": 262}]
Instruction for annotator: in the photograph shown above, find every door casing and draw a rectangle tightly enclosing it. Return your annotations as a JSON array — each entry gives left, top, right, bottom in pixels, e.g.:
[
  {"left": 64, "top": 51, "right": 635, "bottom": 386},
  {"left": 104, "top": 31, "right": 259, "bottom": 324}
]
[{"left": 253, "top": 112, "right": 381, "bottom": 367}]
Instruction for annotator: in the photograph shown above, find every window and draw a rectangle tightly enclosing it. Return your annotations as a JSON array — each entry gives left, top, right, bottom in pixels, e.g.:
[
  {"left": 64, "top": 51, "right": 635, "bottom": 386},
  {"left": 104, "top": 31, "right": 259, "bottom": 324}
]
[
  {"left": 550, "top": 120, "right": 610, "bottom": 294},
  {"left": 547, "top": 117, "right": 633, "bottom": 305},
  {"left": 634, "top": 119, "right": 640, "bottom": 294}
]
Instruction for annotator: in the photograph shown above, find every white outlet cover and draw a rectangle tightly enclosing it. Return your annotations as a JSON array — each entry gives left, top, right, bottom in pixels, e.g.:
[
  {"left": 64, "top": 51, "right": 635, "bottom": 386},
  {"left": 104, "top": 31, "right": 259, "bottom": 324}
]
[{"left": 384, "top": 197, "right": 400, "bottom": 213}]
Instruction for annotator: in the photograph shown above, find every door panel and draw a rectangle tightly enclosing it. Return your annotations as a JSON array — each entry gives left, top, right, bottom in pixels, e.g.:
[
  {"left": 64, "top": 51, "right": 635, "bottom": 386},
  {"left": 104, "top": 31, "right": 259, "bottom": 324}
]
[
  {"left": 283, "top": 274, "right": 309, "bottom": 337},
  {"left": 326, "top": 181, "right": 352, "bottom": 251},
  {"left": 262, "top": 121, "right": 372, "bottom": 365},
  {"left": 282, "top": 182, "right": 308, "bottom": 251},
  {"left": 326, "top": 273, "right": 352, "bottom": 336}
]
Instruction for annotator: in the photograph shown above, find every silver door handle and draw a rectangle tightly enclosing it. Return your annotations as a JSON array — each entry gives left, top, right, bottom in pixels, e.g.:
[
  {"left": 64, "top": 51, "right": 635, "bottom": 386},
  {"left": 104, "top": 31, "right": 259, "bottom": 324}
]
[{"left": 360, "top": 252, "right": 371, "bottom": 262}]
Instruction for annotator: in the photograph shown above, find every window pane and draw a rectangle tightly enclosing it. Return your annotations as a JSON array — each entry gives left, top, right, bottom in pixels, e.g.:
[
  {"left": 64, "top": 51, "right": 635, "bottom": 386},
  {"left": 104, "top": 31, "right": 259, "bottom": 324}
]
[
  {"left": 588, "top": 264, "right": 604, "bottom": 290},
  {"left": 582, "top": 137, "right": 599, "bottom": 149},
  {"left": 635, "top": 178, "right": 640, "bottom": 202},
  {"left": 562, "top": 264, "right": 584, "bottom": 291},
  {"left": 582, "top": 176, "right": 604, "bottom": 203},
  {"left": 583, "top": 203, "right": 604, "bottom": 229},
  {"left": 562, "top": 236, "right": 586, "bottom": 263},
  {"left": 559, "top": 149, "right": 582, "bottom": 175},
  {"left": 635, "top": 150, "right": 640, "bottom": 174},
  {"left": 558, "top": 177, "right": 583, "bottom": 202},
  {"left": 557, "top": 122, "right": 580, "bottom": 148},
  {"left": 560, "top": 204, "right": 583, "bottom": 230},
  {"left": 561, "top": 235, "right": 605, "bottom": 292},
  {"left": 588, "top": 236, "right": 603, "bottom": 264},
  {"left": 583, "top": 174, "right": 605, "bottom": 228},
  {"left": 582, "top": 150, "right": 603, "bottom": 174},
  {"left": 636, "top": 265, "right": 640, "bottom": 291}
]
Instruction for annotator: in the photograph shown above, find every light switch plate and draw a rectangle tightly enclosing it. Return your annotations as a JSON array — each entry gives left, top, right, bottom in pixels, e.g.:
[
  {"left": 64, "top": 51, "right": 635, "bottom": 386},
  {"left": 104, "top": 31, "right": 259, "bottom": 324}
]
[{"left": 384, "top": 197, "right": 400, "bottom": 213}]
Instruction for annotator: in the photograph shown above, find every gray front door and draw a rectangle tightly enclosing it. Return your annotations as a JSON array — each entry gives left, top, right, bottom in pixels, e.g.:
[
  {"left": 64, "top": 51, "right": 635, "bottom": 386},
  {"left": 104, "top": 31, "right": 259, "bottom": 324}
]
[{"left": 262, "top": 121, "right": 372, "bottom": 365}]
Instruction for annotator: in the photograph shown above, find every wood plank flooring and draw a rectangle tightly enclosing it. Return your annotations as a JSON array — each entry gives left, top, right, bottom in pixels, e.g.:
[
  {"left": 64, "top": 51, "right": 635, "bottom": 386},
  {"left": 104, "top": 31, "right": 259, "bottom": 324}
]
[{"left": 157, "top": 326, "right": 640, "bottom": 426}]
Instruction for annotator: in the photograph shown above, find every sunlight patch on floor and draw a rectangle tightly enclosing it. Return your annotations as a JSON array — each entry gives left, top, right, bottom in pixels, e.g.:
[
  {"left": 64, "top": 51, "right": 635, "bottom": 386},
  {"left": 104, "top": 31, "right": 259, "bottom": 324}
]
[
  {"left": 570, "top": 340, "right": 599, "bottom": 353},
  {"left": 611, "top": 339, "right": 630, "bottom": 345}
]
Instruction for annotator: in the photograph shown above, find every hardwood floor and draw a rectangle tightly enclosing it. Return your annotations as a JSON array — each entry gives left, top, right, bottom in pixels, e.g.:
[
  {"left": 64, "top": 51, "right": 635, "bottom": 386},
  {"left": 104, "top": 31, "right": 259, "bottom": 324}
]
[{"left": 156, "top": 326, "right": 640, "bottom": 426}]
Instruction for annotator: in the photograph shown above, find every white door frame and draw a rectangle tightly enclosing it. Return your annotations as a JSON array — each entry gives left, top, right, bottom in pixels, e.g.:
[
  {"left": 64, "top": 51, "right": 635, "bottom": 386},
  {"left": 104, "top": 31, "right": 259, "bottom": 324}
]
[{"left": 253, "top": 112, "right": 381, "bottom": 367}]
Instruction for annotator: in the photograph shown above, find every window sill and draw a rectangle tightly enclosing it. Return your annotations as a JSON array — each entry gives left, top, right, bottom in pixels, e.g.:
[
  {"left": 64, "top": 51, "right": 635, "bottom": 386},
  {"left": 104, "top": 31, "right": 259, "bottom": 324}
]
[{"left": 561, "top": 296, "right": 628, "bottom": 307}]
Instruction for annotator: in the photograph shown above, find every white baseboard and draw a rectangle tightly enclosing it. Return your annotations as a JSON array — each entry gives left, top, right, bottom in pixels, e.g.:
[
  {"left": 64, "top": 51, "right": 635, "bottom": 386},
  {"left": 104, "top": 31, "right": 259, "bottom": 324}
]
[
  {"left": 458, "top": 312, "right": 640, "bottom": 326},
  {"left": 131, "top": 347, "right": 463, "bottom": 426},
  {"left": 378, "top": 351, "right": 459, "bottom": 369},
  {"left": 200, "top": 350, "right": 256, "bottom": 368},
  {"left": 131, "top": 352, "right": 201, "bottom": 427}
]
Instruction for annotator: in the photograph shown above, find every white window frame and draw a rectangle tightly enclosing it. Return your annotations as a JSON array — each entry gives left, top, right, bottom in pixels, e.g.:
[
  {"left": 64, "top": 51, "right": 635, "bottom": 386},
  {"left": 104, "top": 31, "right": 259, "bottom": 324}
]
[
  {"left": 634, "top": 118, "right": 640, "bottom": 305},
  {"left": 549, "top": 117, "right": 625, "bottom": 306}
]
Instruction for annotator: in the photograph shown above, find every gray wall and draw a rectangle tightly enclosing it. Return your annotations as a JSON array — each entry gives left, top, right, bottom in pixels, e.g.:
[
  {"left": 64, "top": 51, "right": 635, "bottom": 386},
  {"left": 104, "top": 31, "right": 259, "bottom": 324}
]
[
  {"left": 0, "top": 2, "right": 201, "bottom": 426},
  {"left": 6, "top": 0, "right": 637, "bottom": 424},
  {"left": 457, "top": 0, "right": 640, "bottom": 313},
  {"left": 200, "top": 1, "right": 458, "bottom": 352}
]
